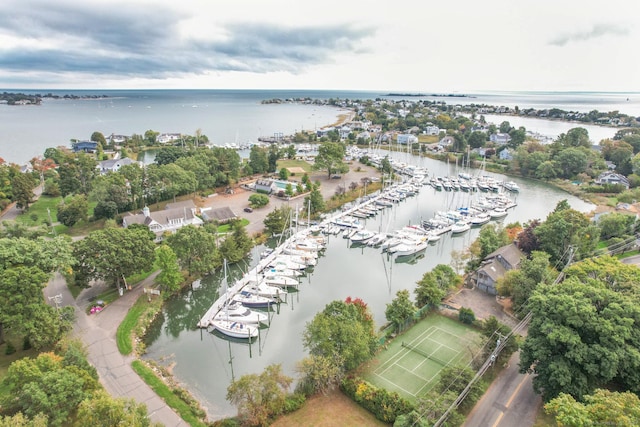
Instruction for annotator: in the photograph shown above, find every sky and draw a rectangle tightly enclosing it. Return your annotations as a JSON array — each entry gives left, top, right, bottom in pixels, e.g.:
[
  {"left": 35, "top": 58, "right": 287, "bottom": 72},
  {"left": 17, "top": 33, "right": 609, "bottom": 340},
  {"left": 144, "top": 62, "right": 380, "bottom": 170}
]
[{"left": 0, "top": 0, "right": 638, "bottom": 92}]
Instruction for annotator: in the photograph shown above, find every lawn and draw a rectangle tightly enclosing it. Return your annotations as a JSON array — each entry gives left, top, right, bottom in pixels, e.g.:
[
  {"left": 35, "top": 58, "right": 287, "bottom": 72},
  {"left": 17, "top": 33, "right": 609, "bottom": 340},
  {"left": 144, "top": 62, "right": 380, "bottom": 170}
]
[
  {"left": 271, "top": 389, "right": 390, "bottom": 427},
  {"left": 15, "top": 194, "right": 101, "bottom": 236},
  {"left": 277, "top": 159, "right": 313, "bottom": 174},
  {"left": 217, "top": 218, "right": 250, "bottom": 233}
]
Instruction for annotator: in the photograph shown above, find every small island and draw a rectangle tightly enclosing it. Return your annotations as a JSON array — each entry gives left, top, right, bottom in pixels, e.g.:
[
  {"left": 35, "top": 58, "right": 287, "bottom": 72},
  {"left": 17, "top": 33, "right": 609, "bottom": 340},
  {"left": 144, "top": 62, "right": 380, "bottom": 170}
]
[{"left": 0, "top": 91, "right": 110, "bottom": 106}]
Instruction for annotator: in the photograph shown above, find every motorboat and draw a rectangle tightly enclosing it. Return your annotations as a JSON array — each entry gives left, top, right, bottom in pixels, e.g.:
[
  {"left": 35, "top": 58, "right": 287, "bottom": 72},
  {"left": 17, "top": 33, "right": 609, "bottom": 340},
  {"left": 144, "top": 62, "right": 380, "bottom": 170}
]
[
  {"left": 350, "top": 229, "right": 377, "bottom": 243},
  {"left": 211, "top": 319, "right": 258, "bottom": 339},
  {"left": 367, "top": 233, "right": 389, "bottom": 247},
  {"left": 244, "top": 281, "right": 287, "bottom": 300},
  {"left": 503, "top": 181, "right": 520, "bottom": 192},
  {"left": 469, "top": 212, "right": 491, "bottom": 226},
  {"left": 489, "top": 207, "right": 508, "bottom": 219},
  {"left": 451, "top": 221, "right": 471, "bottom": 234},
  {"left": 213, "top": 301, "right": 268, "bottom": 325},
  {"left": 262, "top": 274, "right": 299, "bottom": 288},
  {"left": 262, "top": 267, "right": 302, "bottom": 278},
  {"left": 391, "top": 239, "right": 429, "bottom": 256},
  {"left": 268, "top": 257, "right": 307, "bottom": 270}
]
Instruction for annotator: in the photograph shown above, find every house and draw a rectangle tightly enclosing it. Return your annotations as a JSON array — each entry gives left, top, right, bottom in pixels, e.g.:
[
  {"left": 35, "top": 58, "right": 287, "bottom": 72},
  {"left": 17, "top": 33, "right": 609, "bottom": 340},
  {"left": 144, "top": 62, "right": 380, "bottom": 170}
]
[
  {"left": 397, "top": 134, "right": 419, "bottom": 145},
  {"left": 109, "top": 134, "right": 129, "bottom": 145},
  {"left": 439, "top": 136, "right": 454, "bottom": 148},
  {"left": 201, "top": 206, "right": 238, "bottom": 223},
  {"left": 157, "top": 133, "right": 182, "bottom": 144},
  {"left": 595, "top": 171, "right": 630, "bottom": 189},
  {"left": 72, "top": 141, "right": 98, "bottom": 153},
  {"left": 489, "top": 133, "right": 511, "bottom": 145},
  {"left": 424, "top": 125, "right": 441, "bottom": 136},
  {"left": 498, "top": 148, "right": 514, "bottom": 161},
  {"left": 254, "top": 179, "right": 276, "bottom": 194},
  {"left": 475, "top": 243, "right": 524, "bottom": 294},
  {"left": 97, "top": 157, "right": 137, "bottom": 174},
  {"left": 122, "top": 201, "right": 203, "bottom": 241}
]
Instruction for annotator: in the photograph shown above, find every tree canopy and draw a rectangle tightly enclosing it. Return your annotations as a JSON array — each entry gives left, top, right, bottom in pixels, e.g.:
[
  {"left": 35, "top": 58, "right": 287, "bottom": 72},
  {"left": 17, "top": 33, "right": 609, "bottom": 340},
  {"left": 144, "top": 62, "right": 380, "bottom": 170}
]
[
  {"left": 545, "top": 389, "right": 640, "bottom": 427},
  {"left": 313, "top": 141, "right": 348, "bottom": 178}
]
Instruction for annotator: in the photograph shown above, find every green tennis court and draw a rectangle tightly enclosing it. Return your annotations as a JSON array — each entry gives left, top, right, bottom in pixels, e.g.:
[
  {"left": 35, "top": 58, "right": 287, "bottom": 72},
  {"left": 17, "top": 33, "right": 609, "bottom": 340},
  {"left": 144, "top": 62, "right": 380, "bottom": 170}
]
[{"left": 363, "top": 314, "right": 484, "bottom": 402}]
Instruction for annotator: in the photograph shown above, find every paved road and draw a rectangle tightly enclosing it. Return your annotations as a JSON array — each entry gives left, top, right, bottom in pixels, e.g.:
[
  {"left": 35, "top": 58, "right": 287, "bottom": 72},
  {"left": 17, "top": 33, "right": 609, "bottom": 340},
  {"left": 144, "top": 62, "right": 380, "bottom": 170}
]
[
  {"left": 46, "top": 273, "right": 188, "bottom": 427},
  {"left": 462, "top": 351, "right": 541, "bottom": 427}
]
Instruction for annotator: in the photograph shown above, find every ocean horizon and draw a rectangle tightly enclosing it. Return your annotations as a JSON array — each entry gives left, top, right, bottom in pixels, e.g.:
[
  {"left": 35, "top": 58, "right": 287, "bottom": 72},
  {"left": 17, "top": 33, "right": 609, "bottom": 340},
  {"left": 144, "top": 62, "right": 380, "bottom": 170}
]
[{"left": 1, "top": 89, "right": 638, "bottom": 164}]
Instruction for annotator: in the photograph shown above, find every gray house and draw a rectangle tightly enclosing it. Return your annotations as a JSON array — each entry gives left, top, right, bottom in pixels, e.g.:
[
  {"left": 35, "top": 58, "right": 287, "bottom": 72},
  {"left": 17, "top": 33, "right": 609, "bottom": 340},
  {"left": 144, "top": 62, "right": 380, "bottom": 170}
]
[
  {"left": 122, "top": 200, "right": 203, "bottom": 241},
  {"left": 595, "top": 171, "right": 630, "bottom": 189},
  {"left": 475, "top": 243, "right": 524, "bottom": 294},
  {"left": 254, "top": 179, "right": 276, "bottom": 194}
]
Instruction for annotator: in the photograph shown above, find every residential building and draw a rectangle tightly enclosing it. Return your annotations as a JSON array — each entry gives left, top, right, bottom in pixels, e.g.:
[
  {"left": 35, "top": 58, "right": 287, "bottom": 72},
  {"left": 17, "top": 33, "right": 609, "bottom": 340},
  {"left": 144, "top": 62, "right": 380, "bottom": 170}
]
[
  {"left": 72, "top": 141, "right": 98, "bottom": 153},
  {"left": 157, "top": 133, "right": 182, "bottom": 144},
  {"left": 122, "top": 201, "right": 203, "bottom": 241},
  {"left": 424, "top": 125, "right": 441, "bottom": 136},
  {"left": 254, "top": 179, "right": 276, "bottom": 194},
  {"left": 498, "top": 148, "right": 514, "bottom": 161},
  {"left": 475, "top": 243, "right": 524, "bottom": 294},
  {"left": 439, "top": 136, "right": 454, "bottom": 148},
  {"left": 489, "top": 133, "right": 511, "bottom": 145},
  {"left": 97, "top": 157, "right": 137, "bottom": 174},
  {"left": 595, "top": 171, "right": 630, "bottom": 189},
  {"left": 397, "top": 134, "right": 419, "bottom": 145}
]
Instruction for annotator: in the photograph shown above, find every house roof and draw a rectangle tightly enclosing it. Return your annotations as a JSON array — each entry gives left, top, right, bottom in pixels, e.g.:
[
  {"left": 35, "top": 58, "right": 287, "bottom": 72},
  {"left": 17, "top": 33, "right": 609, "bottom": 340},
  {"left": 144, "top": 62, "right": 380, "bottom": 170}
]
[
  {"left": 478, "top": 260, "right": 507, "bottom": 282},
  {"left": 484, "top": 243, "right": 524, "bottom": 268},
  {"left": 165, "top": 200, "right": 196, "bottom": 211},
  {"left": 203, "top": 207, "right": 237, "bottom": 222},
  {"left": 124, "top": 205, "right": 198, "bottom": 227}
]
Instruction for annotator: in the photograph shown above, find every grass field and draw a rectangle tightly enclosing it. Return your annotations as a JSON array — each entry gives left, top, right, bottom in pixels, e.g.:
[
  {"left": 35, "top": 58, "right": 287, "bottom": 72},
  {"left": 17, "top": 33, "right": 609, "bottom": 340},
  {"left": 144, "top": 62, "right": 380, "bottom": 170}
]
[{"left": 363, "top": 315, "right": 483, "bottom": 403}]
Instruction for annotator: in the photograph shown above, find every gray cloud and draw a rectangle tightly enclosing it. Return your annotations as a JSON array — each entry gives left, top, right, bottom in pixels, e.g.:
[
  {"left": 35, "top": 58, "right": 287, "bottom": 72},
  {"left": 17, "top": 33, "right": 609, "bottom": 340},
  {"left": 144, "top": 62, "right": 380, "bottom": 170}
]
[
  {"left": 0, "top": 1, "right": 374, "bottom": 80},
  {"left": 549, "top": 24, "right": 630, "bottom": 46}
]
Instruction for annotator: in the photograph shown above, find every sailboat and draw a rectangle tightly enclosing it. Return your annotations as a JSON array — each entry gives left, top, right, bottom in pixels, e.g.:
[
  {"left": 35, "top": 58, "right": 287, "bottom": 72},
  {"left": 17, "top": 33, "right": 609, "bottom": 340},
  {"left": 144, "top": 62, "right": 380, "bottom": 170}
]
[{"left": 211, "top": 260, "right": 259, "bottom": 339}]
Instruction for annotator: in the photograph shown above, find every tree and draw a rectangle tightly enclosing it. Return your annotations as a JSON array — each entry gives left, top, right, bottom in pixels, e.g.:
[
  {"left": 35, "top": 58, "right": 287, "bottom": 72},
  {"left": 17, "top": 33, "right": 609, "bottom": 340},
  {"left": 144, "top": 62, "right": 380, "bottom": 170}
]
[
  {"left": 458, "top": 307, "right": 475, "bottom": 324},
  {"left": 509, "top": 250, "right": 553, "bottom": 311},
  {"left": 597, "top": 212, "right": 635, "bottom": 240},
  {"left": 545, "top": 389, "right": 640, "bottom": 427},
  {"left": 285, "top": 183, "right": 294, "bottom": 198},
  {"left": 516, "top": 219, "right": 541, "bottom": 254},
  {"left": 385, "top": 289, "right": 416, "bottom": 332},
  {"left": 414, "top": 265, "right": 461, "bottom": 308},
  {"left": 303, "top": 298, "right": 377, "bottom": 371},
  {"left": 295, "top": 354, "right": 342, "bottom": 396},
  {"left": 264, "top": 206, "right": 292, "bottom": 236},
  {"left": 557, "top": 127, "right": 591, "bottom": 149},
  {"left": 75, "top": 390, "right": 152, "bottom": 427},
  {"left": 508, "top": 127, "right": 527, "bottom": 148},
  {"left": 477, "top": 223, "right": 510, "bottom": 260},
  {"left": 279, "top": 167, "right": 290, "bottom": 181},
  {"left": 155, "top": 245, "right": 183, "bottom": 295},
  {"left": 520, "top": 277, "right": 640, "bottom": 401},
  {"left": 313, "top": 141, "right": 348, "bottom": 178},
  {"left": 0, "top": 413, "right": 48, "bottom": 427},
  {"left": 165, "top": 225, "right": 219, "bottom": 277},
  {"left": 56, "top": 194, "right": 89, "bottom": 227},
  {"left": 249, "top": 145, "right": 269, "bottom": 174},
  {"left": 226, "top": 364, "right": 292, "bottom": 427},
  {"left": 90, "top": 131, "right": 106, "bottom": 146},
  {"left": 72, "top": 227, "right": 155, "bottom": 289},
  {"left": 499, "top": 121, "right": 512, "bottom": 133},
  {"left": 380, "top": 155, "right": 392, "bottom": 176},
  {"left": 249, "top": 193, "right": 269, "bottom": 208},
  {"left": 304, "top": 186, "right": 325, "bottom": 215},
  {"left": 11, "top": 172, "right": 36, "bottom": 210},
  {"left": 554, "top": 147, "right": 588, "bottom": 178}
]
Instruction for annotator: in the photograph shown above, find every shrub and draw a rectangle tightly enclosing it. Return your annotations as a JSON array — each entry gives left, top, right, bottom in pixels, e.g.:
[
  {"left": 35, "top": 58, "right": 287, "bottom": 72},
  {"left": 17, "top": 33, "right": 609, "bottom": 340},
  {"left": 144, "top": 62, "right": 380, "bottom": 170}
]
[
  {"left": 283, "top": 393, "right": 306, "bottom": 414},
  {"left": 341, "top": 376, "right": 413, "bottom": 423},
  {"left": 5, "top": 341, "right": 16, "bottom": 355},
  {"left": 459, "top": 307, "right": 476, "bottom": 324},
  {"left": 248, "top": 193, "right": 270, "bottom": 208}
]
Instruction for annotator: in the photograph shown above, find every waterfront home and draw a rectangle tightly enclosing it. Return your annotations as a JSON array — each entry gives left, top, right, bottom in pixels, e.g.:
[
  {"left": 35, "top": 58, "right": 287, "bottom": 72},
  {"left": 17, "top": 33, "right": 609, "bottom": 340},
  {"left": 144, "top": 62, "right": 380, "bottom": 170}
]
[
  {"left": 439, "top": 136, "right": 454, "bottom": 148},
  {"left": 474, "top": 243, "right": 524, "bottom": 295},
  {"left": 498, "top": 148, "right": 514, "bottom": 161},
  {"left": 397, "top": 134, "right": 419, "bottom": 145},
  {"left": 157, "top": 133, "right": 182, "bottom": 144},
  {"left": 72, "top": 140, "right": 98, "bottom": 153},
  {"left": 595, "top": 171, "right": 630, "bottom": 189},
  {"left": 122, "top": 201, "right": 203, "bottom": 241},
  {"left": 489, "top": 133, "right": 511, "bottom": 145},
  {"left": 424, "top": 125, "right": 441, "bottom": 136},
  {"left": 97, "top": 157, "right": 137, "bottom": 174}
]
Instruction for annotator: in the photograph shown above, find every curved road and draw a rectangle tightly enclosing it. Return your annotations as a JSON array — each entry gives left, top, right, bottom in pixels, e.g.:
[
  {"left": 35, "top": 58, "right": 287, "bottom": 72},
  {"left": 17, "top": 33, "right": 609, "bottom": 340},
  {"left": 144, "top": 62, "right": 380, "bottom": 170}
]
[
  {"left": 462, "top": 351, "right": 541, "bottom": 427},
  {"left": 46, "top": 273, "right": 187, "bottom": 427}
]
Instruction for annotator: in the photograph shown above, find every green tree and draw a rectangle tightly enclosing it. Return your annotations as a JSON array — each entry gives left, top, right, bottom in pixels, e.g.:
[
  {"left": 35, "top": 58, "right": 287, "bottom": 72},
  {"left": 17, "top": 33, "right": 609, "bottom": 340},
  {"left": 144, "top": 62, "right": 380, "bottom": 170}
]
[
  {"left": 72, "top": 227, "right": 155, "bottom": 289},
  {"left": 249, "top": 145, "right": 269, "bottom": 174},
  {"left": 520, "top": 277, "right": 640, "bottom": 401},
  {"left": 303, "top": 298, "right": 377, "bottom": 371},
  {"left": 380, "top": 155, "right": 392, "bottom": 176},
  {"left": 56, "top": 194, "right": 89, "bottom": 227},
  {"left": 499, "top": 121, "right": 512, "bottom": 133},
  {"left": 385, "top": 289, "right": 417, "bottom": 332},
  {"left": 90, "top": 131, "right": 106, "bottom": 146},
  {"left": 155, "top": 245, "right": 183, "bottom": 295},
  {"left": 313, "top": 141, "right": 348, "bottom": 178},
  {"left": 510, "top": 251, "right": 553, "bottom": 311},
  {"left": 437, "top": 365, "right": 483, "bottom": 411},
  {"left": 11, "top": 172, "right": 36, "bottom": 210},
  {"left": 295, "top": 354, "right": 342, "bottom": 396},
  {"left": 267, "top": 144, "right": 280, "bottom": 173},
  {"left": 226, "top": 364, "right": 292, "bottom": 427},
  {"left": 535, "top": 160, "right": 558, "bottom": 179},
  {"left": 414, "top": 264, "right": 461, "bottom": 308},
  {"left": 597, "top": 212, "right": 635, "bottom": 240},
  {"left": 75, "top": 390, "right": 152, "bottom": 427},
  {"left": 284, "top": 183, "right": 294, "bottom": 197},
  {"left": 0, "top": 413, "right": 48, "bottom": 427},
  {"left": 264, "top": 206, "right": 292, "bottom": 236},
  {"left": 554, "top": 147, "right": 588, "bottom": 178},
  {"left": 545, "top": 389, "right": 640, "bottom": 427},
  {"left": 304, "top": 186, "right": 325, "bottom": 215},
  {"left": 165, "top": 225, "right": 219, "bottom": 277},
  {"left": 458, "top": 307, "right": 475, "bottom": 324},
  {"left": 249, "top": 193, "right": 270, "bottom": 208},
  {"left": 279, "top": 167, "right": 290, "bottom": 181}
]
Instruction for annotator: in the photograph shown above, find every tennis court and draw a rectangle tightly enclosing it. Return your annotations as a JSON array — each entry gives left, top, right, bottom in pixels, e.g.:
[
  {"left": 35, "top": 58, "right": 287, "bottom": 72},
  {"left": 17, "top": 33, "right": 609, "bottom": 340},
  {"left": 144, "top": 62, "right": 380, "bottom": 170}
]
[{"left": 363, "top": 314, "right": 483, "bottom": 402}]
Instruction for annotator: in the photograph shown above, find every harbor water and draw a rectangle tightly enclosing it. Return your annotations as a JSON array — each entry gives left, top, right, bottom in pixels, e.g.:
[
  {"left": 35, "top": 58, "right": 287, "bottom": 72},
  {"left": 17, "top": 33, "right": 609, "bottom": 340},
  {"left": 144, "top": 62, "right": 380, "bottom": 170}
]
[{"left": 142, "top": 153, "right": 594, "bottom": 420}]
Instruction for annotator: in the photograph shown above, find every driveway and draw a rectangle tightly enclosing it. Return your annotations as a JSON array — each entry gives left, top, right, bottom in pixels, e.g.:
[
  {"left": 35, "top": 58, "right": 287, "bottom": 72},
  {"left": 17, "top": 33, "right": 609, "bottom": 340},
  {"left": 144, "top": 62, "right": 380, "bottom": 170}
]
[{"left": 46, "top": 273, "right": 187, "bottom": 427}]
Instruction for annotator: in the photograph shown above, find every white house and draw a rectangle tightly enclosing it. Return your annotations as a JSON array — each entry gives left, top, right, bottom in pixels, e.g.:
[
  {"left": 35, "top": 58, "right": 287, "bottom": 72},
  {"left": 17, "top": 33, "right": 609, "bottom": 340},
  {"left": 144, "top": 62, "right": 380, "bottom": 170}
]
[
  {"left": 490, "top": 133, "right": 511, "bottom": 145},
  {"left": 397, "top": 134, "right": 419, "bottom": 145},
  {"left": 97, "top": 157, "right": 137, "bottom": 174},
  {"left": 157, "top": 133, "right": 182, "bottom": 144},
  {"left": 122, "top": 201, "right": 203, "bottom": 241},
  {"left": 424, "top": 125, "right": 441, "bottom": 136}
]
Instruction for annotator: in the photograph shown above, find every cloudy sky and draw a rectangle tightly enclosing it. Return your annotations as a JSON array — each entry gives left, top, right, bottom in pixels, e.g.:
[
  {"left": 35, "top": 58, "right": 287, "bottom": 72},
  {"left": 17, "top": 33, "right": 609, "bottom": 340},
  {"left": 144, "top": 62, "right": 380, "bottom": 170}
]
[{"left": 0, "top": 0, "right": 637, "bottom": 92}]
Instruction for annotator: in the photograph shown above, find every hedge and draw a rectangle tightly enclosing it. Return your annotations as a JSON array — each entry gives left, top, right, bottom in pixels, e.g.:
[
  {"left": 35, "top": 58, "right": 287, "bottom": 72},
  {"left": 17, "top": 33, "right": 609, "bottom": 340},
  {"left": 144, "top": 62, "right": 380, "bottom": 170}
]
[{"left": 341, "top": 375, "right": 414, "bottom": 423}]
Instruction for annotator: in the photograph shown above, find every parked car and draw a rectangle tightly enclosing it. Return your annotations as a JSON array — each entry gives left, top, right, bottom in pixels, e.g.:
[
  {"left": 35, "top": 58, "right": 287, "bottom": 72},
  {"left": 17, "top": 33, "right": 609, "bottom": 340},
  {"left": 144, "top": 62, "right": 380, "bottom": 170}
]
[
  {"left": 244, "top": 207, "right": 253, "bottom": 213},
  {"left": 331, "top": 174, "right": 342, "bottom": 179}
]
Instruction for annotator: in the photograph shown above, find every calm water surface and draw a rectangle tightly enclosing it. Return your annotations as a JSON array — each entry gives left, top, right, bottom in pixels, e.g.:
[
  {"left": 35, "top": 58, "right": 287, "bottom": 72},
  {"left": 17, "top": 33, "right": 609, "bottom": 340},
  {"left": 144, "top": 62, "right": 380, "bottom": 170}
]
[{"left": 142, "top": 153, "right": 594, "bottom": 420}]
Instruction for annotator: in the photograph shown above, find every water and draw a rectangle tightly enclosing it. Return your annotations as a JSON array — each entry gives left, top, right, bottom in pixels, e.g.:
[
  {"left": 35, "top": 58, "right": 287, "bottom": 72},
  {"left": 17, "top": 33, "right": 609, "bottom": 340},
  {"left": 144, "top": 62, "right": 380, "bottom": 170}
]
[
  {"left": 1, "top": 89, "right": 638, "bottom": 165},
  {"left": 142, "top": 152, "right": 594, "bottom": 420}
]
